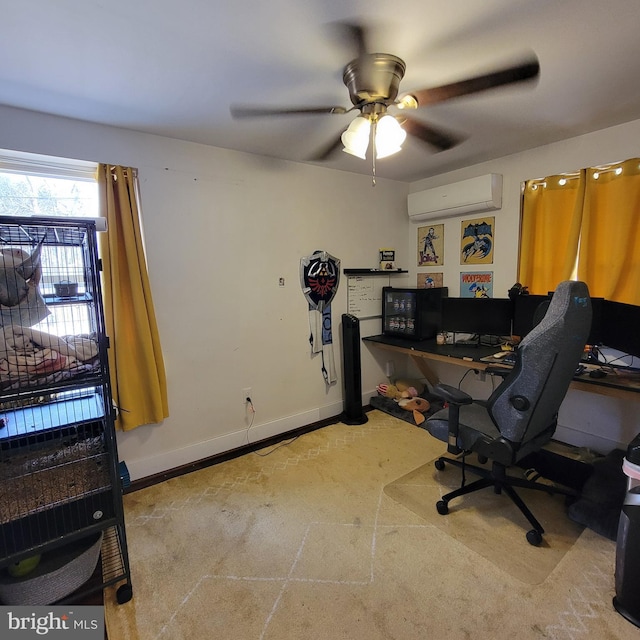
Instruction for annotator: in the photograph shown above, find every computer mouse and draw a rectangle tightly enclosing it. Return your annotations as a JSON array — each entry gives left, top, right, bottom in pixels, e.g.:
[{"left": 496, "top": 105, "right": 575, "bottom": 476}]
[{"left": 589, "top": 369, "right": 607, "bottom": 379}]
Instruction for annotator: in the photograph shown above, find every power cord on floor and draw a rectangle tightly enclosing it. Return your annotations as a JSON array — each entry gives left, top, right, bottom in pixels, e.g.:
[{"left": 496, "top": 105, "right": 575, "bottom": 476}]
[
  {"left": 250, "top": 436, "right": 301, "bottom": 457},
  {"left": 245, "top": 397, "right": 301, "bottom": 457}
]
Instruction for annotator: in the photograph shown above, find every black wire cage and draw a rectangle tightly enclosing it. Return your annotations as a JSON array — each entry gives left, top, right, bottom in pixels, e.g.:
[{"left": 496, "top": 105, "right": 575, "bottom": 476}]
[{"left": 0, "top": 215, "right": 132, "bottom": 606}]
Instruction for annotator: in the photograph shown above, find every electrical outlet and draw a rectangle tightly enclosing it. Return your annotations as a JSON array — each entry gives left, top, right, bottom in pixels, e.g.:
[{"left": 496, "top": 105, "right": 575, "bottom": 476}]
[{"left": 242, "top": 387, "right": 252, "bottom": 404}]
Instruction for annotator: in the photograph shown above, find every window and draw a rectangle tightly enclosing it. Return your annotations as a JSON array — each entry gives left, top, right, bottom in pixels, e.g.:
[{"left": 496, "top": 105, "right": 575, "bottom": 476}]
[
  {"left": 0, "top": 149, "right": 100, "bottom": 336},
  {"left": 519, "top": 158, "right": 640, "bottom": 307}
]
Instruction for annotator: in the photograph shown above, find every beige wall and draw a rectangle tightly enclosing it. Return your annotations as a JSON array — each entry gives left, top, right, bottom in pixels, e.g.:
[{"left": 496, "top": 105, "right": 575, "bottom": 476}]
[
  {"left": 1, "top": 104, "right": 638, "bottom": 477},
  {"left": 0, "top": 105, "right": 409, "bottom": 479},
  {"left": 404, "top": 119, "right": 640, "bottom": 453}
]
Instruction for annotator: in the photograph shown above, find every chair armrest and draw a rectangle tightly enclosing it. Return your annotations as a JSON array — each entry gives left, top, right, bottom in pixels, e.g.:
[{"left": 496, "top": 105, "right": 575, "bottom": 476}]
[
  {"left": 432, "top": 383, "right": 472, "bottom": 405},
  {"left": 431, "top": 384, "right": 470, "bottom": 455}
]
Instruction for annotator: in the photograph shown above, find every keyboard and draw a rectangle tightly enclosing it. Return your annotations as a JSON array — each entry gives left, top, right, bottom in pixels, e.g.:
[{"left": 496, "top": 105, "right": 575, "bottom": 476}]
[{"left": 481, "top": 351, "right": 517, "bottom": 366}]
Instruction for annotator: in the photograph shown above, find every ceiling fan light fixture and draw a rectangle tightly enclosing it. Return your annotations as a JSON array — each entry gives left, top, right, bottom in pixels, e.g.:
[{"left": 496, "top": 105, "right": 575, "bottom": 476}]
[
  {"left": 397, "top": 94, "right": 418, "bottom": 110},
  {"left": 341, "top": 116, "right": 371, "bottom": 159},
  {"left": 230, "top": 20, "right": 540, "bottom": 173},
  {"left": 374, "top": 115, "right": 406, "bottom": 159},
  {"left": 375, "top": 144, "right": 402, "bottom": 159}
]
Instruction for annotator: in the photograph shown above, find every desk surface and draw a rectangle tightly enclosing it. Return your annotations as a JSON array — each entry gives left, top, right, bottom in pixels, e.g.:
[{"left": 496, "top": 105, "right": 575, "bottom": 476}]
[
  {"left": 363, "top": 334, "right": 640, "bottom": 399},
  {"left": 364, "top": 334, "right": 498, "bottom": 361}
]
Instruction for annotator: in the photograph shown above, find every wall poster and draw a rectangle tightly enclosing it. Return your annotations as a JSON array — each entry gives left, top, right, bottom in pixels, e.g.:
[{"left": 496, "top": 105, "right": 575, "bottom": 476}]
[
  {"left": 460, "top": 217, "right": 494, "bottom": 264},
  {"left": 417, "top": 224, "right": 444, "bottom": 266},
  {"left": 417, "top": 272, "right": 444, "bottom": 288},
  {"left": 460, "top": 271, "right": 493, "bottom": 298}
]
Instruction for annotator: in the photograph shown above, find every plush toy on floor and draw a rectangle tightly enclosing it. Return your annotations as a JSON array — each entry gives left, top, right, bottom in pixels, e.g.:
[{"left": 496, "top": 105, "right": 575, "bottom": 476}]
[
  {"left": 397, "top": 397, "right": 431, "bottom": 425},
  {"left": 376, "top": 379, "right": 430, "bottom": 425},
  {"left": 376, "top": 378, "right": 425, "bottom": 400}
]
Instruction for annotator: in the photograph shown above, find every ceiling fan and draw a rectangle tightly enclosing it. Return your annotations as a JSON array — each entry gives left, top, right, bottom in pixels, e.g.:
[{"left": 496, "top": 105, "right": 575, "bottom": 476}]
[{"left": 230, "top": 23, "right": 540, "bottom": 165}]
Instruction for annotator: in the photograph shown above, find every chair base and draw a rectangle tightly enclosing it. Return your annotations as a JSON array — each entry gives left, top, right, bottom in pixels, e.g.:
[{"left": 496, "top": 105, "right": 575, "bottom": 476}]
[{"left": 434, "top": 454, "right": 578, "bottom": 545}]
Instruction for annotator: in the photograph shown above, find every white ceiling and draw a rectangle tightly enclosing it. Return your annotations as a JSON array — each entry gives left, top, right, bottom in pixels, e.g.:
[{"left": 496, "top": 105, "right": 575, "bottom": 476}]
[{"left": 2, "top": 1, "right": 640, "bottom": 182}]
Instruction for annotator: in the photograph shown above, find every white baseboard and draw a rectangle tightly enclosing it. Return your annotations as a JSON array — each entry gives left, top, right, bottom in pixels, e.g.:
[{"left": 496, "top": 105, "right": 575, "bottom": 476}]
[
  {"left": 125, "top": 392, "right": 376, "bottom": 482},
  {"left": 554, "top": 423, "right": 625, "bottom": 455}
]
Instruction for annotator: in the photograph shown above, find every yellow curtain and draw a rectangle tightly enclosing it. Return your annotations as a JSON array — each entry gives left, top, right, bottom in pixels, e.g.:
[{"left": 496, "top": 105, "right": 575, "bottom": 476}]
[
  {"left": 578, "top": 159, "right": 640, "bottom": 305},
  {"left": 97, "top": 164, "right": 169, "bottom": 431},
  {"left": 518, "top": 171, "right": 585, "bottom": 294}
]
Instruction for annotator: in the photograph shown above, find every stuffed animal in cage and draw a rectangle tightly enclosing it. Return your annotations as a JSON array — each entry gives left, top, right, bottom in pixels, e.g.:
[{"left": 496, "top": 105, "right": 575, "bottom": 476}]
[{"left": 0, "top": 239, "right": 50, "bottom": 326}]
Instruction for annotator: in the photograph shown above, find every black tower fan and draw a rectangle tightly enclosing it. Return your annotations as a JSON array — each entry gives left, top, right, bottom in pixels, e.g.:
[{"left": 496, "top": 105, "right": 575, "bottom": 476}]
[{"left": 341, "top": 314, "right": 368, "bottom": 425}]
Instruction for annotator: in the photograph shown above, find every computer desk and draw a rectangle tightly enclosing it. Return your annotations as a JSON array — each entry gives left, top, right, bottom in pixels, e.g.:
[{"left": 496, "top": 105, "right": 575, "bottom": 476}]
[{"left": 363, "top": 334, "right": 640, "bottom": 401}]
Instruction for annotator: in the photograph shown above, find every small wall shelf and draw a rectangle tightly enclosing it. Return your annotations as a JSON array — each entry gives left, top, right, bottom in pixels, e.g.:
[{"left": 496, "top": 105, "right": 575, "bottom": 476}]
[{"left": 344, "top": 269, "right": 408, "bottom": 275}]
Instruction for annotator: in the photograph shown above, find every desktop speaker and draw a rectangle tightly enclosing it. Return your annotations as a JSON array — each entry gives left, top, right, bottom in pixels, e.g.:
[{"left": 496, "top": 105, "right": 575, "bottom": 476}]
[{"left": 341, "top": 314, "right": 368, "bottom": 425}]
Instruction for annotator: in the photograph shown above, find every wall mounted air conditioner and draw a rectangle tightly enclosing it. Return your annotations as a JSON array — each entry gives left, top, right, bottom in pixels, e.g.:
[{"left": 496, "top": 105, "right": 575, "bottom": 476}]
[{"left": 407, "top": 173, "right": 503, "bottom": 222}]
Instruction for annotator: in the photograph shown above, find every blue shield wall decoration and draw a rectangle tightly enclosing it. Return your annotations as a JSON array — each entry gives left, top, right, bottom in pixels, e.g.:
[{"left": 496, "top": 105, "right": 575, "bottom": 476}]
[{"left": 300, "top": 251, "right": 340, "bottom": 384}]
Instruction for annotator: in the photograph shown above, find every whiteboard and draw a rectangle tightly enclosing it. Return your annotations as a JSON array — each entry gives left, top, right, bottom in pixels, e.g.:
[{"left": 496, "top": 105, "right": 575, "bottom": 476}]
[{"left": 347, "top": 276, "right": 386, "bottom": 318}]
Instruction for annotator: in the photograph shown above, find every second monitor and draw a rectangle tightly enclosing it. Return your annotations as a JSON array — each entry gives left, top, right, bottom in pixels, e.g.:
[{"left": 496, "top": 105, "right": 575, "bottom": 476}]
[{"left": 441, "top": 297, "right": 513, "bottom": 345}]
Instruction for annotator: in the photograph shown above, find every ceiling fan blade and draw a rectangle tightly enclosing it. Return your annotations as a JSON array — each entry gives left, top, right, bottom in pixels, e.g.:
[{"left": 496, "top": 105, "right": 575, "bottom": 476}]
[
  {"left": 329, "top": 21, "right": 369, "bottom": 59},
  {"left": 404, "top": 58, "right": 540, "bottom": 107},
  {"left": 307, "top": 132, "right": 345, "bottom": 162},
  {"left": 402, "top": 116, "right": 463, "bottom": 152},
  {"left": 230, "top": 105, "right": 348, "bottom": 118}
]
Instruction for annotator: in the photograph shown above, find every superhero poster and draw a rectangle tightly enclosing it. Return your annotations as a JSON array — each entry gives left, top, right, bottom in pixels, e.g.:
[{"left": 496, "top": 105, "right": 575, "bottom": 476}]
[
  {"left": 417, "top": 272, "right": 443, "bottom": 288},
  {"left": 460, "top": 271, "right": 493, "bottom": 298},
  {"left": 460, "top": 217, "right": 494, "bottom": 265},
  {"left": 417, "top": 224, "right": 444, "bottom": 266}
]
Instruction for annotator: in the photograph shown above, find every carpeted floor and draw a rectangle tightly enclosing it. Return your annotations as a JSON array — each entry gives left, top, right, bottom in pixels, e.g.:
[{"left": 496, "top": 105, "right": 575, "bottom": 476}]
[
  {"left": 385, "top": 458, "right": 584, "bottom": 584},
  {"left": 104, "top": 410, "right": 637, "bottom": 640}
]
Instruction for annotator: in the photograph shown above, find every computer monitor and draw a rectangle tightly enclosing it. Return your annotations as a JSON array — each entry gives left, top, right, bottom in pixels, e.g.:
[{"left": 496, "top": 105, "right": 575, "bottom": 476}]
[
  {"left": 512, "top": 294, "right": 550, "bottom": 338},
  {"left": 600, "top": 300, "right": 640, "bottom": 359},
  {"left": 513, "top": 293, "right": 604, "bottom": 346},
  {"left": 587, "top": 296, "right": 605, "bottom": 345},
  {"left": 441, "top": 297, "right": 513, "bottom": 338}
]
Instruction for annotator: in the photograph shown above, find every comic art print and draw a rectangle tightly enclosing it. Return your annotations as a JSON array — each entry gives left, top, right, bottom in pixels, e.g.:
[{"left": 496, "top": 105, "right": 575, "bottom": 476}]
[
  {"left": 418, "top": 224, "right": 444, "bottom": 266},
  {"left": 460, "top": 271, "right": 493, "bottom": 297},
  {"left": 417, "top": 272, "right": 444, "bottom": 288},
  {"left": 460, "top": 217, "right": 494, "bottom": 264}
]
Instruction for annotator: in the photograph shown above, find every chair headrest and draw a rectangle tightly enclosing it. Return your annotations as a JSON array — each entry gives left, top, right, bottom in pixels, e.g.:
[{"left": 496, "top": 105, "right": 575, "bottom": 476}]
[{"left": 521, "top": 280, "right": 591, "bottom": 348}]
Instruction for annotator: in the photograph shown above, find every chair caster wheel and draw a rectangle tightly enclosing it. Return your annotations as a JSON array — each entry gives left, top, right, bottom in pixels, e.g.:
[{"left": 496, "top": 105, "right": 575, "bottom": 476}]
[
  {"left": 434, "top": 459, "right": 446, "bottom": 471},
  {"left": 526, "top": 529, "right": 543, "bottom": 546},
  {"left": 436, "top": 500, "right": 449, "bottom": 515},
  {"left": 117, "top": 583, "right": 133, "bottom": 604}
]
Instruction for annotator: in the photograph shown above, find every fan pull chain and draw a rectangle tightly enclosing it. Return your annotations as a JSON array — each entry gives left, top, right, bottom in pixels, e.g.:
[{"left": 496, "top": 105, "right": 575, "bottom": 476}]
[{"left": 371, "top": 120, "right": 377, "bottom": 187}]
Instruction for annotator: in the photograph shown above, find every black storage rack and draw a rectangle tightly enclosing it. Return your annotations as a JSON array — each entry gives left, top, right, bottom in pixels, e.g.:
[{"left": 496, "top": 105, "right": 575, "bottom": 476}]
[{"left": 0, "top": 215, "right": 132, "bottom": 605}]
